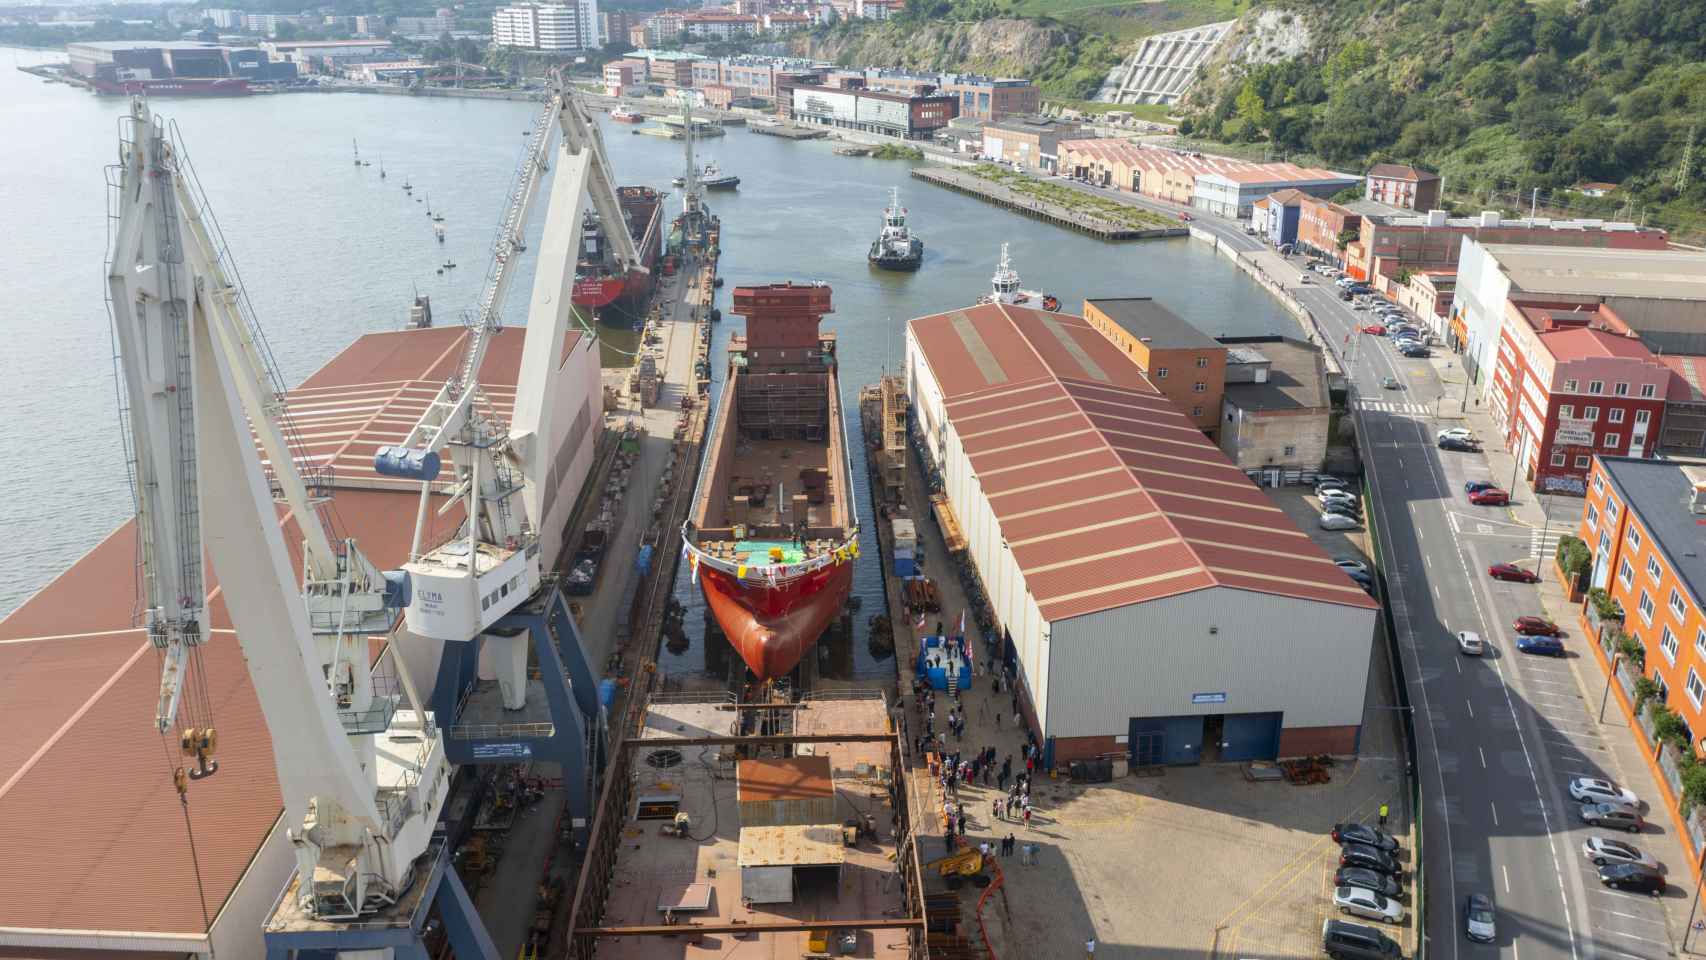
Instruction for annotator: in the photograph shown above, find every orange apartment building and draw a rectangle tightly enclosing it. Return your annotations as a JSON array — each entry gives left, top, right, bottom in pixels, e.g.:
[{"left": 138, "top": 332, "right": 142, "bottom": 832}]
[
  {"left": 1580, "top": 454, "right": 1706, "bottom": 867},
  {"left": 1082, "top": 297, "right": 1226, "bottom": 437}
]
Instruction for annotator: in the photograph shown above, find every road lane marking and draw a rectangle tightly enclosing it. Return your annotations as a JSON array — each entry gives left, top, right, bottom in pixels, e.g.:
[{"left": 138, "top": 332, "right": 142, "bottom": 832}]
[
  {"left": 1605, "top": 930, "right": 1669, "bottom": 945},
  {"left": 1594, "top": 908, "right": 1667, "bottom": 924},
  {"left": 1503, "top": 864, "right": 1511, "bottom": 892},
  {"left": 1466, "top": 700, "right": 1474, "bottom": 718},
  {"left": 1490, "top": 801, "right": 1499, "bottom": 825},
  {"left": 1479, "top": 747, "right": 1487, "bottom": 768}
]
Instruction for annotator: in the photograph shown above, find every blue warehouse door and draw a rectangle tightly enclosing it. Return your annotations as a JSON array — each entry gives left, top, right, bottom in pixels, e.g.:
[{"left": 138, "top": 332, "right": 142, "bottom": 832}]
[
  {"left": 1220, "top": 712, "right": 1283, "bottom": 762},
  {"left": 1128, "top": 715, "right": 1205, "bottom": 766}
]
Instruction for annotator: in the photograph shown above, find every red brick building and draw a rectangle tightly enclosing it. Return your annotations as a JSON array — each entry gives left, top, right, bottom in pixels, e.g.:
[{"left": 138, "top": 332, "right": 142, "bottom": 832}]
[
  {"left": 1296, "top": 196, "right": 1361, "bottom": 268},
  {"left": 1363, "top": 163, "right": 1441, "bottom": 210},
  {"left": 1490, "top": 305, "right": 1672, "bottom": 494}
]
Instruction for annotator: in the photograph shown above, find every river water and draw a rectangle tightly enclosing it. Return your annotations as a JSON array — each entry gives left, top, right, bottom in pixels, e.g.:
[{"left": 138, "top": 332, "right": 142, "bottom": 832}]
[{"left": 0, "top": 50, "right": 1298, "bottom": 682}]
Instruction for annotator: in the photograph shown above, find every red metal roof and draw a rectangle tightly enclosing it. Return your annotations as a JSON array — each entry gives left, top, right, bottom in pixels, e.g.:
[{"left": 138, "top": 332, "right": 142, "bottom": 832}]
[
  {"left": 0, "top": 324, "right": 536, "bottom": 941},
  {"left": 909, "top": 303, "right": 1377, "bottom": 622},
  {"left": 1536, "top": 326, "right": 1655, "bottom": 363}
]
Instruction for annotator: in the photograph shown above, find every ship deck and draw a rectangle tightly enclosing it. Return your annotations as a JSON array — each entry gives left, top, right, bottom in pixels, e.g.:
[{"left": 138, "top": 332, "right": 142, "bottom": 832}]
[{"left": 596, "top": 694, "right": 906, "bottom": 959}]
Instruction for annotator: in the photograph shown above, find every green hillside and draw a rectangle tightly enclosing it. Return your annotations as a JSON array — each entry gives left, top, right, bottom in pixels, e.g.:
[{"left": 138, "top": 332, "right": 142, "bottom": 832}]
[{"left": 1181, "top": 0, "right": 1706, "bottom": 237}]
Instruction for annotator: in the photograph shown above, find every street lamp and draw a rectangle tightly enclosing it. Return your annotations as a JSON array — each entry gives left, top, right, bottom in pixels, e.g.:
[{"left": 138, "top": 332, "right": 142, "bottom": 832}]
[
  {"left": 1685, "top": 858, "right": 1706, "bottom": 952},
  {"left": 1599, "top": 652, "right": 1622, "bottom": 723}
]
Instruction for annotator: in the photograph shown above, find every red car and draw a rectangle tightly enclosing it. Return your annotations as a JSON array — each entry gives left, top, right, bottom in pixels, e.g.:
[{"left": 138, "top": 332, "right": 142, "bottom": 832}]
[
  {"left": 1514, "top": 616, "right": 1561, "bottom": 636},
  {"left": 1469, "top": 488, "right": 1510, "bottom": 505},
  {"left": 1362, "top": 324, "right": 1386, "bottom": 335},
  {"left": 1489, "top": 563, "right": 1541, "bottom": 583}
]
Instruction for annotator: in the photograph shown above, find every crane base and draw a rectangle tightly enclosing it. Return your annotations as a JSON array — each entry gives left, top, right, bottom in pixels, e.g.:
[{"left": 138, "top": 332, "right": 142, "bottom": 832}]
[
  {"left": 263, "top": 841, "right": 496, "bottom": 960},
  {"left": 432, "top": 580, "right": 606, "bottom": 846}
]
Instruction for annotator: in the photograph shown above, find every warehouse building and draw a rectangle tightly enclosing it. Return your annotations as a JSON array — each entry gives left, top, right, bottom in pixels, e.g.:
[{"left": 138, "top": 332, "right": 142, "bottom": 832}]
[{"left": 905, "top": 302, "right": 1379, "bottom": 765}]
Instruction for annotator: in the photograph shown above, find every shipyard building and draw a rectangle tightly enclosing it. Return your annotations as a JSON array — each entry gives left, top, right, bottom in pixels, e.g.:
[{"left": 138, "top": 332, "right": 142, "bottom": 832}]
[{"left": 904, "top": 302, "right": 1379, "bottom": 765}]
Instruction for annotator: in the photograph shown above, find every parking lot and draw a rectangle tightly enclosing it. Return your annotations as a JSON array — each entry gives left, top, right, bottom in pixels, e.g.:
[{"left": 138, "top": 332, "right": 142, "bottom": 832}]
[{"left": 979, "top": 487, "right": 1417, "bottom": 960}]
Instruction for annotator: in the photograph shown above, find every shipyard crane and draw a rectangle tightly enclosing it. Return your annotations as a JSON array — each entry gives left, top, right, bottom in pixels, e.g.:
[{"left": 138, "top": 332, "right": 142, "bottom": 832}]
[
  {"left": 106, "top": 98, "right": 458, "bottom": 936},
  {"left": 378, "top": 79, "right": 641, "bottom": 713}
]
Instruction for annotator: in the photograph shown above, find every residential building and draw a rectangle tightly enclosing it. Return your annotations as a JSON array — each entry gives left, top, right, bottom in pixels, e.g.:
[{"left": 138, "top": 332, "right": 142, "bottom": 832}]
[
  {"left": 1487, "top": 305, "right": 1672, "bottom": 494},
  {"left": 205, "top": 8, "right": 241, "bottom": 29},
  {"left": 1350, "top": 209, "right": 1668, "bottom": 301},
  {"left": 1394, "top": 269, "right": 1455, "bottom": 323},
  {"left": 855, "top": 0, "right": 899, "bottom": 17},
  {"left": 638, "top": 48, "right": 700, "bottom": 87},
  {"left": 643, "top": 11, "right": 684, "bottom": 44},
  {"left": 1192, "top": 165, "right": 1360, "bottom": 219},
  {"left": 698, "top": 83, "right": 735, "bottom": 108},
  {"left": 599, "top": 8, "right": 641, "bottom": 45},
  {"left": 492, "top": 1, "right": 601, "bottom": 51},
  {"left": 980, "top": 116, "right": 1079, "bottom": 173},
  {"left": 763, "top": 11, "right": 811, "bottom": 30},
  {"left": 1363, "top": 163, "right": 1441, "bottom": 211},
  {"left": 938, "top": 73, "right": 1039, "bottom": 122},
  {"left": 681, "top": 12, "right": 759, "bottom": 39},
  {"left": 1454, "top": 242, "right": 1706, "bottom": 391},
  {"left": 393, "top": 9, "right": 455, "bottom": 36},
  {"left": 789, "top": 84, "right": 954, "bottom": 139},
  {"left": 906, "top": 300, "right": 1379, "bottom": 764},
  {"left": 628, "top": 22, "right": 648, "bottom": 46},
  {"left": 690, "top": 56, "right": 824, "bottom": 99},
  {"left": 1252, "top": 188, "right": 1305, "bottom": 248},
  {"left": 1295, "top": 196, "right": 1362, "bottom": 267},
  {"left": 1081, "top": 297, "right": 1226, "bottom": 437},
  {"left": 603, "top": 57, "right": 641, "bottom": 94},
  {"left": 1216, "top": 335, "right": 1332, "bottom": 474},
  {"left": 1577, "top": 457, "right": 1706, "bottom": 859}
]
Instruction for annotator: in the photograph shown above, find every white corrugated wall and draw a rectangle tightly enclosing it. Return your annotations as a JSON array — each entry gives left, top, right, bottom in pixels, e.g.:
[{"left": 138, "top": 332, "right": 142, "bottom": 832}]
[{"left": 1045, "top": 587, "right": 1376, "bottom": 739}]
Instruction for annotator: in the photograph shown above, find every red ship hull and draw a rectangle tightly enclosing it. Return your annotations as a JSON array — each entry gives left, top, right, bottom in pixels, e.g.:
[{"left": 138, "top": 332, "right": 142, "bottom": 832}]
[
  {"left": 573, "top": 185, "right": 662, "bottom": 313},
  {"left": 90, "top": 77, "right": 251, "bottom": 97},
  {"left": 700, "top": 562, "right": 854, "bottom": 680},
  {"left": 572, "top": 277, "right": 625, "bottom": 308}
]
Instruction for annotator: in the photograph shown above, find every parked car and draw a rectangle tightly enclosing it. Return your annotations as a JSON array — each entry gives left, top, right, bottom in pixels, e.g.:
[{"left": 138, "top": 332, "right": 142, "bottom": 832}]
[
  {"left": 1581, "top": 801, "right": 1644, "bottom": 833},
  {"left": 1178, "top": 212, "right": 1193, "bottom": 222},
  {"left": 1457, "top": 631, "right": 1485, "bottom": 655},
  {"left": 1335, "top": 867, "right": 1402, "bottom": 898},
  {"left": 1335, "top": 886, "right": 1404, "bottom": 924},
  {"left": 1439, "top": 437, "right": 1479, "bottom": 452},
  {"left": 1333, "top": 823, "right": 1399, "bottom": 851},
  {"left": 1324, "top": 501, "right": 1362, "bottom": 520},
  {"left": 1513, "top": 616, "right": 1561, "bottom": 636},
  {"left": 1344, "top": 568, "right": 1375, "bottom": 587},
  {"left": 1489, "top": 563, "right": 1540, "bottom": 583},
  {"left": 1322, "top": 919, "right": 1403, "bottom": 960},
  {"left": 1464, "top": 893, "right": 1496, "bottom": 943},
  {"left": 1516, "top": 634, "right": 1566, "bottom": 656},
  {"left": 1465, "top": 480, "right": 1498, "bottom": 493},
  {"left": 1321, "top": 489, "right": 1360, "bottom": 506},
  {"left": 1401, "top": 346, "right": 1431, "bottom": 358},
  {"left": 1599, "top": 862, "right": 1665, "bottom": 895},
  {"left": 1570, "top": 778, "right": 1639, "bottom": 806},
  {"left": 1469, "top": 488, "right": 1511, "bottom": 505},
  {"left": 1321, "top": 512, "right": 1362, "bottom": 530},
  {"left": 1439, "top": 428, "right": 1475, "bottom": 443},
  {"left": 1339, "top": 842, "right": 1401, "bottom": 875},
  {"left": 1382, "top": 376, "right": 1403, "bottom": 390},
  {"left": 1334, "top": 558, "right": 1368, "bottom": 573},
  {"left": 1317, "top": 475, "right": 1350, "bottom": 490},
  {"left": 1362, "top": 324, "right": 1387, "bottom": 334},
  {"left": 1582, "top": 836, "right": 1659, "bottom": 868}
]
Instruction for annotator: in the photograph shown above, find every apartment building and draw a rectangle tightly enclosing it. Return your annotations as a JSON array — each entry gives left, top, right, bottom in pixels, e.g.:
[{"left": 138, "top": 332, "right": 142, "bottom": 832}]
[
  {"left": 492, "top": 1, "right": 601, "bottom": 51},
  {"left": 1363, "top": 163, "right": 1441, "bottom": 211}
]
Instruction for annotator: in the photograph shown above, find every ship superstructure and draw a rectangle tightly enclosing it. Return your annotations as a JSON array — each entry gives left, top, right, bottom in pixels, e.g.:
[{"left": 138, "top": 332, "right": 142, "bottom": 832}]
[{"left": 867, "top": 187, "right": 923, "bottom": 271}]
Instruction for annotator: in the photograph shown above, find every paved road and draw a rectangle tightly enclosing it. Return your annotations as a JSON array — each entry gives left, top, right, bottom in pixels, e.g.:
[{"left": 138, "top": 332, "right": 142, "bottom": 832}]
[{"left": 1043, "top": 168, "right": 1693, "bottom": 960}]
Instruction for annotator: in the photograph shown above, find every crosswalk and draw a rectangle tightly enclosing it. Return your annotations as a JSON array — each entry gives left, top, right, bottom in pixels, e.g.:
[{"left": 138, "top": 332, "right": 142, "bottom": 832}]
[
  {"left": 1355, "top": 400, "right": 1431, "bottom": 415},
  {"left": 1531, "top": 528, "right": 1566, "bottom": 560}
]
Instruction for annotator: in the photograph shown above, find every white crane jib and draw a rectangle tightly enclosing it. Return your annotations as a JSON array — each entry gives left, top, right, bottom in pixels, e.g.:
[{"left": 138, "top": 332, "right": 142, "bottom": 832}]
[
  {"left": 383, "top": 84, "right": 641, "bottom": 693},
  {"left": 107, "top": 99, "right": 446, "bottom": 922}
]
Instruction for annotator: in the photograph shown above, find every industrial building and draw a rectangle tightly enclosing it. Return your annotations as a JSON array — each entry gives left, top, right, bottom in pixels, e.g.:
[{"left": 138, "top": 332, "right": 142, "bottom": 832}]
[
  {"left": 1192, "top": 165, "right": 1360, "bottom": 219},
  {"left": 0, "top": 324, "right": 602, "bottom": 959},
  {"left": 1216, "top": 336, "right": 1333, "bottom": 475},
  {"left": 789, "top": 84, "right": 955, "bottom": 139},
  {"left": 1056, "top": 139, "right": 1356, "bottom": 213},
  {"left": 1081, "top": 297, "right": 1226, "bottom": 437},
  {"left": 905, "top": 302, "right": 1379, "bottom": 765},
  {"left": 979, "top": 116, "right": 1082, "bottom": 173}
]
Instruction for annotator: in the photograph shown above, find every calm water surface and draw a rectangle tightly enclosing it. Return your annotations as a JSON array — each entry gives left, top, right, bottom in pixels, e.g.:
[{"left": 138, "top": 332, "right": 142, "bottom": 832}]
[{"left": 0, "top": 51, "right": 1297, "bottom": 682}]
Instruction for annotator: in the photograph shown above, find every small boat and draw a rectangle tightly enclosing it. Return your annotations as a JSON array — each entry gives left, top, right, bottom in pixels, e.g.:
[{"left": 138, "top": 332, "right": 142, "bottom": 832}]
[
  {"left": 867, "top": 187, "right": 923, "bottom": 272},
  {"left": 425, "top": 194, "right": 432, "bottom": 216},
  {"left": 609, "top": 107, "right": 644, "bottom": 123},
  {"left": 353, "top": 139, "right": 361, "bottom": 166},
  {"left": 442, "top": 260, "right": 456, "bottom": 269},
  {"left": 700, "top": 160, "right": 739, "bottom": 191},
  {"left": 379, "top": 159, "right": 386, "bottom": 179},
  {"left": 403, "top": 180, "right": 413, "bottom": 192},
  {"left": 976, "top": 243, "right": 1055, "bottom": 309}
]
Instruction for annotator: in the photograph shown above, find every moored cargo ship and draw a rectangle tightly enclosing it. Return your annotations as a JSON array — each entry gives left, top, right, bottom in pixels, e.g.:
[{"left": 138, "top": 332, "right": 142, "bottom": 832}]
[
  {"left": 683, "top": 282, "right": 859, "bottom": 681},
  {"left": 90, "top": 76, "right": 251, "bottom": 96},
  {"left": 572, "top": 184, "right": 663, "bottom": 315}
]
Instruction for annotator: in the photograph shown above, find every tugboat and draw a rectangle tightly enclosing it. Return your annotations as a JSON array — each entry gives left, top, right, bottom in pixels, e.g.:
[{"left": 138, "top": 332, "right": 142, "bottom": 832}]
[
  {"left": 976, "top": 243, "right": 1058, "bottom": 310},
  {"left": 867, "top": 187, "right": 923, "bottom": 272},
  {"left": 673, "top": 160, "right": 739, "bottom": 191},
  {"left": 609, "top": 107, "right": 644, "bottom": 123}
]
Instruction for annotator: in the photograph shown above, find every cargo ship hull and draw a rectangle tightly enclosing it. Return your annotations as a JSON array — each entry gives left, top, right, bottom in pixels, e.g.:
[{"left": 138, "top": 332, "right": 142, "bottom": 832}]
[
  {"left": 90, "top": 76, "right": 251, "bottom": 97},
  {"left": 684, "top": 282, "right": 858, "bottom": 681},
  {"left": 573, "top": 185, "right": 662, "bottom": 316}
]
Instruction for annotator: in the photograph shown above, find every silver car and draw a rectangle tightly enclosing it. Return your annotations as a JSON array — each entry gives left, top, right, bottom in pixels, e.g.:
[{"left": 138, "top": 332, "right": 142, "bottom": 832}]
[
  {"left": 1334, "top": 886, "right": 1404, "bottom": 923},
  {"left": 1464, "top": 893, "right": 1495, "bottom": 942},
  {"left": 1456, "top": 631, "right": 1484, "bottom": 656},
  {"left": 1320, "top": 512, "right": 1361, "bottom": 530},
  {"left": 1570, "top": 777, "right": 1639, "bottom": 806},
  {"left": 1582, "top": 836, "right": 1659, "bottom": 868}
]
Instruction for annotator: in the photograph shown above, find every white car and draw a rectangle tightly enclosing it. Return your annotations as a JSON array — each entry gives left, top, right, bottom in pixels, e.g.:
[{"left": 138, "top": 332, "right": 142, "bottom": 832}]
[
  {"left": 1320, "top": 512, "right": 1361, "bottom": 530},
  {"left": 1438, "top": 428, "right": 1474, "bottom": 443},
  {"left": 1321, "top": 489, "right": 1359, "bottom": 505},
  {"left": 1456, "top": 631, "right": 1485, "bottom": 655},
  {"left": 1570, "top": 778, "right": 1640, "bottom": 806},
  {"left": 1582, "top": 836, "right": 1660, "bottom": 868},
  {"left": 1334, "top": 886, "right": 1404, "bottom": 924}
]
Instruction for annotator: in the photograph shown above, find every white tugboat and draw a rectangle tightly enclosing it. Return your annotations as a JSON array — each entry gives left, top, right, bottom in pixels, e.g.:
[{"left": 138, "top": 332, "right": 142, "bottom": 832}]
[
  {"left": 977, "top": 243, "right": 1058, "bottom": 310},
  {"left": 867, "top": 187, "right": 924, "bottom": 271}
]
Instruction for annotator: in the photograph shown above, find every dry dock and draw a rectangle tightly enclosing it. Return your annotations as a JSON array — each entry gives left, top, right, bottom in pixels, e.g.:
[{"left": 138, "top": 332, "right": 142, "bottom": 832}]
[{"left": 910, "top": 166, "right": 1188, "bottom": 241}]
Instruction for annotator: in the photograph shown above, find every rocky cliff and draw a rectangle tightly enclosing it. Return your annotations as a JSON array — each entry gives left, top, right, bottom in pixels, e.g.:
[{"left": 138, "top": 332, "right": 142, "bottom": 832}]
[{"left": 787, "top": 18, "right": 1074, "bottom": 81}]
